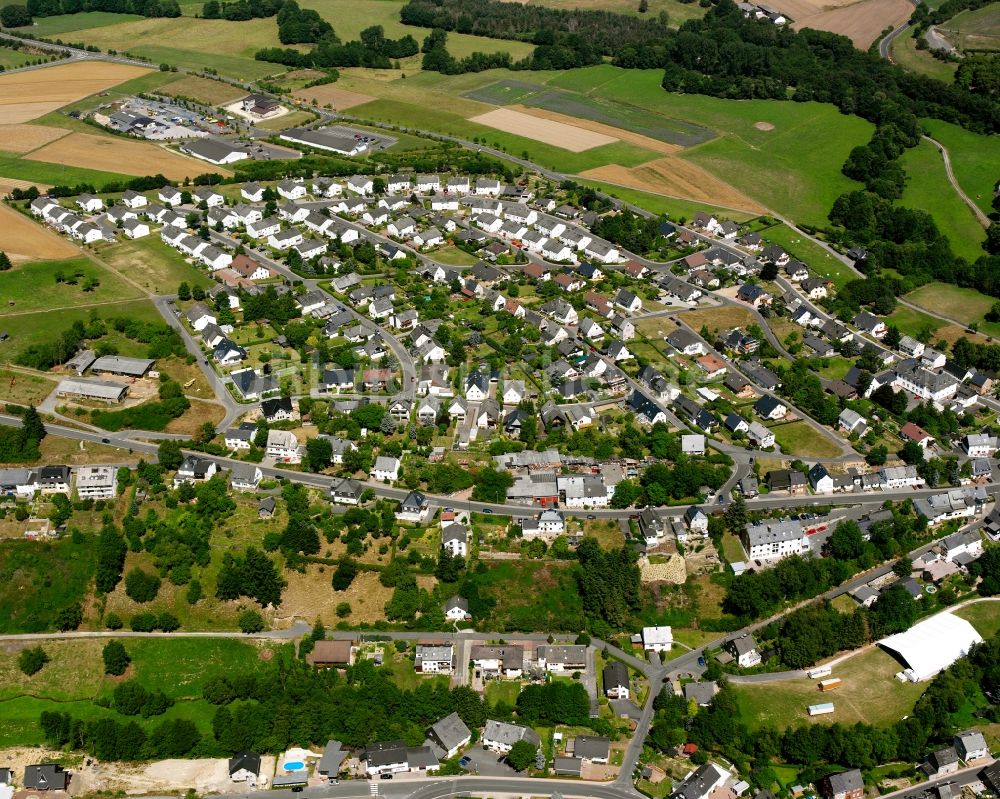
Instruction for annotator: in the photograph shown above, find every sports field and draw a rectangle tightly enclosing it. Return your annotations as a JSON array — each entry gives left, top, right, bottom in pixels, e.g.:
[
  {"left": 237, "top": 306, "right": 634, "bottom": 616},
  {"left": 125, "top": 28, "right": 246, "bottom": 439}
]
[
  {"left": 898, "top": 138, "right": 986, "bottom": 263},
  {"left": 0, "top": 203, "right": 78, "bottom": 263},
  {"left": 921, "top": 119, "right": 1000, "bottom": 217}
]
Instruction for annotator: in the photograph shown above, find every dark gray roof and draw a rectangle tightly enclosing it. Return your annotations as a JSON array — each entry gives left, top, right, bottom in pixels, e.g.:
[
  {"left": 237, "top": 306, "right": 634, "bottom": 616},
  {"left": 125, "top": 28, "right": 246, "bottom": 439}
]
[
  {"left": 24, "top": 764, "right": 67, "bottom": 790},
  {"left": 574, "top": 735, "right": 610, "bottom": 760},
  {"left": 822, "top": 769, "right": 863, "bottom": 797},
  {"left": 228, "top": 752, "right": 260, "bottom": 777},
  {"left": 428, "top": 711, "right": 471, "bottom": 752},
  {"left": 603, "top": 660, "right": 629, "bottom": 691},
  {"left": 318, "top": 741, "right": 346, "bottom": 775}
]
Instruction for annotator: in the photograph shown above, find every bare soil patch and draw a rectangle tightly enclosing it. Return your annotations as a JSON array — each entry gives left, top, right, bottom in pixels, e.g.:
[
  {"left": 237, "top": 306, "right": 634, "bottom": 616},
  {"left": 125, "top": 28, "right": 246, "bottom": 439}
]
[
  {"left": 0, "top": 203, "right": 78, "bottom": 262},
  {"left": 292, "top": 84, "right": 376, "bottom": 110},
  {"left": 579, "top": 157, "right": 768, "bottom": 214},
  {"left": 469, "top": 107, "right": 618, "bottom": 152},
  {"left": 0, "top": 61, "right": 150, "bottom": 123},
  {"left": 0, "top": 124, "right": 71, "bottom": 154},
  {"left": 25, "top": 132, "right": 228, "bottom": 180},
  {"left": 754, "top": 121, "right": 775, "bottom": 131},
  {"left": 508, "top": 103, "right": 681, "bottom": 155}
]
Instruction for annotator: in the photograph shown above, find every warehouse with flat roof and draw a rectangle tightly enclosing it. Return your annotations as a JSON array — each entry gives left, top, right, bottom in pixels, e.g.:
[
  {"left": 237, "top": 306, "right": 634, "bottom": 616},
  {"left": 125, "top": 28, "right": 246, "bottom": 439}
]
[{"left": 56, "top": 377, "right": 128, "bottom": 403}]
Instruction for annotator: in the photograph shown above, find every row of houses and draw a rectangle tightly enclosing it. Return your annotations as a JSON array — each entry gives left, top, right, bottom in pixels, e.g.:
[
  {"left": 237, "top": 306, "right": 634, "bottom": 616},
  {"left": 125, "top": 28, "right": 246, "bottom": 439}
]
[{"left": 0, "top": 464, "right": 115, "bottom": 500}]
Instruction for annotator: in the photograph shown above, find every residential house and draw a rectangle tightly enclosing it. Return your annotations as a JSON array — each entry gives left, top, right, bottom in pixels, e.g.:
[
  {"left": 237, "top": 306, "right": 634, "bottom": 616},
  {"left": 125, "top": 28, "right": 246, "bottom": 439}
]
[
  {"left": 265, "top": 429, "right": 301, "bottom": 463},
  {"left": 482, "top": 721, "right": 542, "bottom": 754},
  {"left": 603, "top": 661, "right": 630, "bottom": 699},
  {"left": 726, "top": 634, "right": 762, "bottom": 667},
  {"left": 818, "top": 770, "right": 864, "bottom": 799},
  {"left": 371, "top": 456, "right": 401, "bottom": 482},
  {"left": 742, "top": 519, "right": 808, "bottom": 562},
  {"left": 415, "top": 643, "right": 453, "bottom": 673},
  {"left": 643, "top": 625, "right": 673, "bottom": 653}
]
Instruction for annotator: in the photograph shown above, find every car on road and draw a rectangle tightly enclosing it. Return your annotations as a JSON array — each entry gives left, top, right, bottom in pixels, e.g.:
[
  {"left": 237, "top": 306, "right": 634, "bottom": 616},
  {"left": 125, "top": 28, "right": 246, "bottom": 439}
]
[
  {"left": 101, "top": 438, "right": 110, "bottom": 443},
  {"left": 717, "top": 496, "right": 725, "bottom": 505},
  {"left": 698, "top": 656, "right": 706, "bottom": 667},
  {"left": 482, "top": 508, "right": 492, "bottom": 513},
  {"left": 587, "top": 514, "right": 596, "bottom": 519},
  {"left": 379, "top": 774, "right": 393, "bottom": 780}
]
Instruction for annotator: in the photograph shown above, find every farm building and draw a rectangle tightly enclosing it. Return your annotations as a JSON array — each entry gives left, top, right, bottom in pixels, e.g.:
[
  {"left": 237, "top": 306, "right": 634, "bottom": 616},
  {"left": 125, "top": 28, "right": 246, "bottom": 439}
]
[
  {"left": 56, "top": 377, "right": 128, "bottom": 403},
  {"left": 280, "top": 127, "right": 367, "bottom": 156},
  {"left": 181, "top": 138, "right": 249, "bottom": 165},
  {"left": 90, "top": 355, "right": 155, "bottom": 377},
  {"left": 878, "top": 612, "right": 983, "bottom": 682}
]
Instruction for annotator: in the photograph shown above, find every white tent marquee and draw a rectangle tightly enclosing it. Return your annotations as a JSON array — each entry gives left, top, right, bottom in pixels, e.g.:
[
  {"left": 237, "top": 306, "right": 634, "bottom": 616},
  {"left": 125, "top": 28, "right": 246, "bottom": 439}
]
[{"left": 878, "top": 612, "right": 983, "bottom": 682}]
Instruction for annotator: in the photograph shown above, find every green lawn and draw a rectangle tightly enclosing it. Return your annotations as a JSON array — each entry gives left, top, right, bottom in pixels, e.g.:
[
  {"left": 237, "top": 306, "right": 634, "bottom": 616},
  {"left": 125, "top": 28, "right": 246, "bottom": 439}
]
[
  {"left": 720, "top": 531, "right": 745, "bottom": 564},
  {"left": 97, "top": 236, "right": 213, "bottom": 294},
  {"left": 921, "top": 118, "right": 1000, "bottom": 217},
  {"left": 757, "top": 222, "right": 859, "bottom": 289},
  {"left": 0, "top": 257, "right": 141, "bottom": 312},
  {"left": 770, "top": 420, "right": 842, "bottom": 458},
  {"left": 485, "top": 679, "right": 522, "bottom": 707},
  {"left": 0, "top": 299, "right": 161, "bottom": 363},
  {"left": 898, "top": 139, "right": 987, "bottom": 263},
  {"left": 885, "top": 304, "right": 945, "bottom": 340},
  {"left": 732, "top": 646, "right": 927, "bottom": 730},
  {"left": 954, "top": 601, "right": 1000, "bottom": 639}
]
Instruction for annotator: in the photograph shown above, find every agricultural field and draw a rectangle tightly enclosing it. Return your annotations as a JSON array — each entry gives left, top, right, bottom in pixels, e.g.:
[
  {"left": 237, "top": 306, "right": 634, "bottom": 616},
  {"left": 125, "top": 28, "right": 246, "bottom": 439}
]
[
  {"left": 98, "top": 236, "right": 213, "bottom": 295},
  {"left": 470, "top": 107, "right": 618, "bottom": 152},
  {"left": 24, "top": 131, "right": 222, "bottom": 180},
  {"left": 898, "top": 139, "right": 986, "bottom": 263},
  {"left": 936, "top": 3, "right": 1000, "bottom": 51},
  {"left": 159, "top": 74, "right": 247, "bottom": 106},
  {"left": 0, "top": 203, "right": 78, "bottom": 263},
  {"left": 12, "top": 11, "right": 142, "bottom": 36},
  {"left": 0, "top": 256, "right": 141, "bottom": 312},
  {"left": 782, "top": 0, "right": 912, "bottom": 47},
  {"left": 0, "top": 60, "right": 150, "bottom": 124},
  {"left": 769, "top": 420, "right": 843, "bottom": 458},
  {"left": 578, "top": 178, "right": 758, "bottom": 223},
  {"left": 0, "top": 124, "right": 70, "bottom": 154},
  {"left": 921, "top": 118, "right": 1000, "bottom": 217},
  {"left": 293, "top": 83, "right": 375, "bottom": 111},
  {"left": 732, "top": 645, "right": 927, "bottom": 730}
]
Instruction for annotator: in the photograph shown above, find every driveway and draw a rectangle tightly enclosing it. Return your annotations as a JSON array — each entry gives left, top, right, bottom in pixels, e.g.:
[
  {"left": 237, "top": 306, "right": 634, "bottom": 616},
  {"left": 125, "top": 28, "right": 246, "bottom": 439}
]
[{"left": 459, "top": 746, "right": 517, "bottom": 777}]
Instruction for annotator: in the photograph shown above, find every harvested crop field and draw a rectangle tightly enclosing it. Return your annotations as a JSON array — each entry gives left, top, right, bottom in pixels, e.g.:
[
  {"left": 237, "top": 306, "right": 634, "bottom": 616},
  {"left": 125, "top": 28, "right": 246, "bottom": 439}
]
[
  {"left": 777, "top": 0, "right": 912, "bottom": 47},
  {"left": 0, "top": 203, "right": 78, "bottom": 262},
  {"left": 160, "top": 74, "right": 246, "bottom": 106},
  {"left": 468, "top": 107, "right": 618, "bottom": 152},
  {"left": 293, "top": 84, "right": 376, "bottom": 110},
  {"left": 0, "top": 176, "right": 52, "bottom": 196},
  {"left": 509, "top": 104, "right": 681, "bottom": 155},
  {"left": 0, "top": 124, "right": 70, "bottom": 154},
  {"left": 24, "top": 132, "right": 227, "bottom": 180},
  {"left": 580, "top": 157, "right": 768, "bottom": 215},
  {"left": 0, "top": 61, "right": 150, "bottom": 123}
]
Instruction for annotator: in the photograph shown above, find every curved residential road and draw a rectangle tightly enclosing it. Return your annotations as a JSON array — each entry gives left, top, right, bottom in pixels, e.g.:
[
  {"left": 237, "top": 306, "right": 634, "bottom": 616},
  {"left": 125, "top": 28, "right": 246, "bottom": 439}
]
[{"left": 923, "top": 134, "right": 991, "bottom": 228}]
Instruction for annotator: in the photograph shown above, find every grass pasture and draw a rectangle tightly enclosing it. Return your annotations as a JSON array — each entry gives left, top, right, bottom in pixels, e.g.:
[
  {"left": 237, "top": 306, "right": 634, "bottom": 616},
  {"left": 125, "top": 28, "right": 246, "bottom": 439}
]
[
  {"left": 921, "top": 118, "right": 1000, "bottom": 218},
  {"left": 891, "top": 35, "right": 957, "bottom": 81},
  {"left": 159, "top": 74, "right": 247, "bottom": 106},
  {"left": 577, "top": 178, "right": 757, "bottom": 222},
  {"left": 732, "top": 645, "right": 926, "bottom": 730},
  {"left": 98, "top": 236, "right": 213, "bottom": 294},
  {"left": 769, "top": 420, "right": 842, "bottom": 458},
  {"left": 936, "top": 3, "right": 1000, "bottom": 51},
  {"left": 0, "top": 256, "right": 141, "bottom": 312},
  {"left": 0, "top": 46, "right": 35, "bottom": 69},
  {"left": 13, "top": 11, "right": 143, "bottom": 36},
  {"left": 0, "top": 298, "right": 161, "bottom": 363},
  {"left": 0, "top": 538, "right": 96, "bottom": 634},
  {"left": 954, "top": 600, "right": 1000, "bottom": 639},
  {"left": 756, "top": 223, "right": 859, "bottom": 289},
  {"left": 903, "top": 282, "right": 996, "bottom": 329},
  {"left": 898, "top": 138, "right": 986, "bottom": 263}
]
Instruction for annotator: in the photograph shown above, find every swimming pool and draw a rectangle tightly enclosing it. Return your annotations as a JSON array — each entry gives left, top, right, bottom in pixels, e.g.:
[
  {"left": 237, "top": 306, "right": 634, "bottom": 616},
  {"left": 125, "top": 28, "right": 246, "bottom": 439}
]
[{"left": 283, "top": 761, "right": 305, "bottom": 771}]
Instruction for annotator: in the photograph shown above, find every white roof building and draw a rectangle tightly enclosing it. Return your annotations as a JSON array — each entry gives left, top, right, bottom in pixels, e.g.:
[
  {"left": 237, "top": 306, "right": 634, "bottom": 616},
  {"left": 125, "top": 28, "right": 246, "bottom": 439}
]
[{"left": 878, "top": 612, "right": 983, "bottom": 682}]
